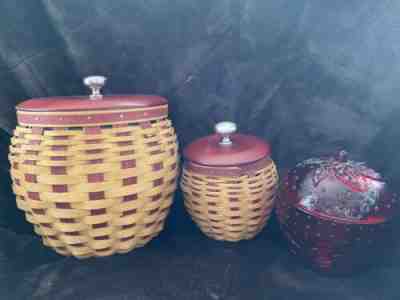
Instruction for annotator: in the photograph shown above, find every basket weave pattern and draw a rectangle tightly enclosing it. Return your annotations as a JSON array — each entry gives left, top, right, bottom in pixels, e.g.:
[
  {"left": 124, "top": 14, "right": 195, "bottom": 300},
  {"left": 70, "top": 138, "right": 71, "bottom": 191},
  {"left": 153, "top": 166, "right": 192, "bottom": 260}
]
[
  {"left": 9, "top": 118, "right": 178, "bottom": 258},
  {"left": 181, "top": 159, "right": 278, "bottom": 241}
]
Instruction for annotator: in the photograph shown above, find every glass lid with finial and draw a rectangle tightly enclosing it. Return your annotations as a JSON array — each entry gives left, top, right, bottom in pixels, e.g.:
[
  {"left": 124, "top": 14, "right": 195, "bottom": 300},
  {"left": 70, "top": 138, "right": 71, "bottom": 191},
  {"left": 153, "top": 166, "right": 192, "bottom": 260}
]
[{"left": 285, "top": 150, "right": 398, "bottom": 223}]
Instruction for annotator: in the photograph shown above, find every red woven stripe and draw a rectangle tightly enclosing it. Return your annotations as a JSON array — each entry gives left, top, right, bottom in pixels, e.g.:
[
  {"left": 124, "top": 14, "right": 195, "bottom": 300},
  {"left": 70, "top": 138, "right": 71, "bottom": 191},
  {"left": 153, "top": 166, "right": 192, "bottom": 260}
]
[
  {"left": 120, "top": 236, "right": 135, "bottom": 241},
  {"left": 53, "top": 185, "right": 68, "bottom": 193},
  {"left": 122, "top": 209, "right": 137, "bottom": 216},
  {"left": 92, "top": 222, "right": 108, "bottom": 229},
  {"left": 88, "top": 173, "right": 104, "bottom": 183},
  {"left": 88, "top": 159, "right": 103, "bottom": 164},
  {"left": 50, "top": 156, "right": 67, "bottom": 161},
  {"left": 25, "top": 174, "right": 37, "bottom": 183},
  {"left": 91, "top": 208, "right": 106, "bottom": 215},
  {"left": 153, "top": 162, "right": 163, "bottom": 171},
  {"left": 85, "top": 139, "right": 103, "bottom": 144},
  {"left": 53, "top": 136, "right": 69, "bottom": 140},
  {"left": 86, "top": 149, "right": 103, "bottom": 154},
  {"left": 94, "top": 235, "right": 109, "bottom": 240},
  {"left": 56, "top": 203, "right": 71, "bottom": 209},
  {"left": 89, "top": 191, "right": 105, "bottom": 200},
  {"left": 52, "top": 145, "right": 68, "bottom": 151},
  {"left": 117, "top": 141, "right": 133, "bottom": 146},
  {"left": 115, "top": 131, "right": 131, "bottom": 137},
  {"left": 123, "top": 194, "right": 137, "bottom": 202},
  {"left": 27, "top": 191, "right": 40, "bottom": 200},
  {"left": 123, "top": 177, "right": 137, "bottom": 186},
  {"left": 64, "top": 231, "right": 80, "bottom": 236},
  {"left": 120, "top": 150, "right": 135, "bottom": 156},
  {"left": 60, "top": 218, "right": 75, "bottom": 223},
  {"left": 121, "top": 160, "right": 135, "bottom": 169},
  {"left": 51, "top": 166, "right": 67, "bottom": 175}
]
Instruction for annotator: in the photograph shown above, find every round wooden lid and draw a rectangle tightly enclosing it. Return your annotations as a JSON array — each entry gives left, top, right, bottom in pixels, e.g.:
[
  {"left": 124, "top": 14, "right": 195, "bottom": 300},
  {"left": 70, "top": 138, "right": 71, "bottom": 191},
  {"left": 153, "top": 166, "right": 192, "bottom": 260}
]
[
  {"left": 16, "top": 76, "right": 168, "bottom": 127},
  {"left": 17, "top": 95, "right": 167, "bottom": 112},
  {"left": 183, "top": 122, "right": 271, "bottom": 167}
]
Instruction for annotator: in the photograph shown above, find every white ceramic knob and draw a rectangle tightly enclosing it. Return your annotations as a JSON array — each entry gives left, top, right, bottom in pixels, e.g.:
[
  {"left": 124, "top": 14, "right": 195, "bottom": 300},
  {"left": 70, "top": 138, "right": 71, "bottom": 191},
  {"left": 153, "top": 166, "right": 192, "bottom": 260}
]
[
  {"left": 215, "top": 121, "right": 237, "bottom": 145},
  {"left": 84, "top": 76, "right": 107, "bottom": 99}
]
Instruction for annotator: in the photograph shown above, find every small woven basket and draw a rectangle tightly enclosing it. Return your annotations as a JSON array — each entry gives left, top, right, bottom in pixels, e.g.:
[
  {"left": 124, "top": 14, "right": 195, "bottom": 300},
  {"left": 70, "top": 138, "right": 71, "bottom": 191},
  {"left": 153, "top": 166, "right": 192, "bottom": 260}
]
[
  {"left": 181, "top": 122, "right": 279, "bottom": 241},
  {"left": 9, "top": 76, "right": 179, "bottom": 258}
]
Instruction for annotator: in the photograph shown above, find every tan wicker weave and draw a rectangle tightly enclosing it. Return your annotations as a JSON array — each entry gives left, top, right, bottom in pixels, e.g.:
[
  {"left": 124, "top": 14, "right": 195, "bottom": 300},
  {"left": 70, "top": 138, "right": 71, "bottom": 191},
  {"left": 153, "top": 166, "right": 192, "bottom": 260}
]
[
  {"left": 181, "top": 159, "right": 278, "bottom": 241},
  {"left": 9, "top": 119, "right": 178, "bottom": 258}
]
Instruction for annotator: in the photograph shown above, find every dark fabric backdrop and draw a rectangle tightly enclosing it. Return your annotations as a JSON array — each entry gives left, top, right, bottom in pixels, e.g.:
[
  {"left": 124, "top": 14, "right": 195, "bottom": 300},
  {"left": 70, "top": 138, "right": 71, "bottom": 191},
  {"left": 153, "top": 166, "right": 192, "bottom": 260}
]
[{"left": 0, "top": 1, "right": 399, "bottom": 299}]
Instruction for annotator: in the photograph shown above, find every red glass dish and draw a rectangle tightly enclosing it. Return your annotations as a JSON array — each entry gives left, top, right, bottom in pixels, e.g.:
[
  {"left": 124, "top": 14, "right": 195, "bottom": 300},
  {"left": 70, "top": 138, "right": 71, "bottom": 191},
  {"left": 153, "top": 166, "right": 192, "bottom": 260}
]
[{"left": 276, "top": 151, "right": 399, "bottom": 274}]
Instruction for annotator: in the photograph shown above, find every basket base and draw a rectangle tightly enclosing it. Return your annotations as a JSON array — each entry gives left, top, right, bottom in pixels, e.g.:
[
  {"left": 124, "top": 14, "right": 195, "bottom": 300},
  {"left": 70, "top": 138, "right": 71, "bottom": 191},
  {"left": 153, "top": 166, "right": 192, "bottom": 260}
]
[
  {"left": 194, "top": 220, "right": 268, "bottom": 242},
  {"left": 42, "top": 224, "right": 166, "bottom": 259}
]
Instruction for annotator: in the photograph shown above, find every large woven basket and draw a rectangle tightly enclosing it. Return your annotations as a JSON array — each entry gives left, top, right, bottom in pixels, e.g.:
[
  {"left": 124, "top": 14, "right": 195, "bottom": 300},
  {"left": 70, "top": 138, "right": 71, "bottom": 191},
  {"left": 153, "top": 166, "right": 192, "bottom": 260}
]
[
  {"left": 9, "top": 76, "right": 178, "bottom": 258},
  {"left": 181, "top": 122, "right": 279, "bottom": 241}
]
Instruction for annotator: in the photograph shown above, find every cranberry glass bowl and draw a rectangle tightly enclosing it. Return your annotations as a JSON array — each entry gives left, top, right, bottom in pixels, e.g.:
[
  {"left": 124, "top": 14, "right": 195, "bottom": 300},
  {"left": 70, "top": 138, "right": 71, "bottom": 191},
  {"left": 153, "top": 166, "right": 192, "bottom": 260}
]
[{"left": 276, "top": 151, "right": 398, "bottom": 274}]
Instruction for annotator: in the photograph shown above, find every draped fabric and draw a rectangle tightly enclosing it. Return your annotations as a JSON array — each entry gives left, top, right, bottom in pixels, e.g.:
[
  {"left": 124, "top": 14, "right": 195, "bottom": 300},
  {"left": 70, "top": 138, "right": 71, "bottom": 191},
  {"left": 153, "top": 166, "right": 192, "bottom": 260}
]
[{"left": 0, "top": 1, "right": 399, "bottom": 299}]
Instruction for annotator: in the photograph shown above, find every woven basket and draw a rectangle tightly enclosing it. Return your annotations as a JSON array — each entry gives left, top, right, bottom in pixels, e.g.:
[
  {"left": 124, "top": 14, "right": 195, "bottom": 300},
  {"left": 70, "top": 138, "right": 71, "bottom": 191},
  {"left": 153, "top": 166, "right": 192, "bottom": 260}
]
[
  {"left": 9, "top": 76, "right": 179, "bottom": 258},
  {"left": 181, "top": 158, "right": 278, "bottom": 241},
  {"left": 181, "top": 122, "right": 279, "bottom": 241}
]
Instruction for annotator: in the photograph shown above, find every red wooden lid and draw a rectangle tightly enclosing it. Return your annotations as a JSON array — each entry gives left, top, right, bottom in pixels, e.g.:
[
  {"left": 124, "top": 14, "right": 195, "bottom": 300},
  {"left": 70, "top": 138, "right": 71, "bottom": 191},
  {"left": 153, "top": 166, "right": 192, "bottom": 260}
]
[
  {"left": 17, "top": 95, "right": 167, "bottom": 112},
  {"left": 183, "top": 122, "right": 271, "bottom": 167},
  {"left": 15, "top": 76, "right": 168, "bottom": 127}
]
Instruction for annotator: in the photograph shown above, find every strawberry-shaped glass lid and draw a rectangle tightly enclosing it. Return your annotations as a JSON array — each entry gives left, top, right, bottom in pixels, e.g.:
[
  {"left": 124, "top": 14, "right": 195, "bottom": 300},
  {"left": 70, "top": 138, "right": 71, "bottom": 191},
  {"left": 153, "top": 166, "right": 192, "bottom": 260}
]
[{"left": 289, "top": 151, "right": 397, "bottom": 222}]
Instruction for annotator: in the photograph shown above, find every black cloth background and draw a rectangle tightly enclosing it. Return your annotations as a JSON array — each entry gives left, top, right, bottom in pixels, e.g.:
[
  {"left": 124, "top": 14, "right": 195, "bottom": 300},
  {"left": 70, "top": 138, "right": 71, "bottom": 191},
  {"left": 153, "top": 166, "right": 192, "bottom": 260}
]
[{"left": 0, "top": 1, "right": 399, "bottom": 299}]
